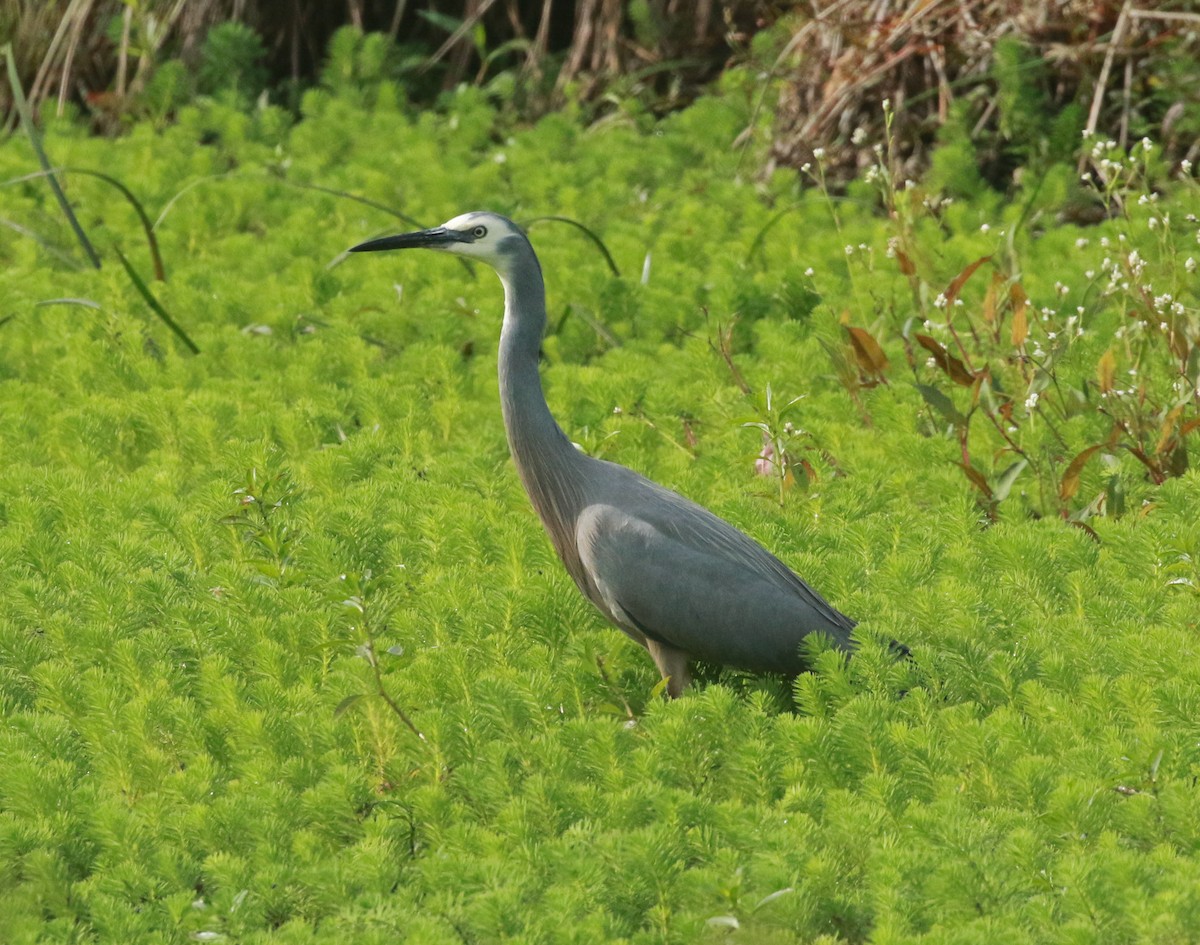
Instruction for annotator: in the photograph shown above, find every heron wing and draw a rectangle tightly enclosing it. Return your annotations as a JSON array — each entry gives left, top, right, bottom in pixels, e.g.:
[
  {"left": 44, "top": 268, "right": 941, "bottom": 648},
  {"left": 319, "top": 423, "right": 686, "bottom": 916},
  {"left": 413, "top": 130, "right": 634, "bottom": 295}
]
[
  {"left": 575, "top": 484, "right": 855, "bottom": 672},
  {"left": 610, "top": 465, "right": 855, "bottom": 629}
]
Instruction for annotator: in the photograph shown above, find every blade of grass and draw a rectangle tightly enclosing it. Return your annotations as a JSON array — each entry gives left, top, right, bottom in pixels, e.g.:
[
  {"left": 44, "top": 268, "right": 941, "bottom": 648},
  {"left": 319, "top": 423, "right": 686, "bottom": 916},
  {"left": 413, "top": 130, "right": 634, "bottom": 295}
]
[
  {"left": 35, "top": 297, "right": 102, "bottom": 309},
  {"left": 3, "top": 42, "right": 101, "bottom": 269},
  {"left": 0, "top": 218, "right": 85, "bottom": 269},
  {"left": 524, "top": 215, "right": 621, "bottom": 277},
  {"left": 112, "top": 244, "right": 199, "bottom": 354},
  {"left": 5, "top": 167, "right": 166, "bottom": 280},
  {"left": 154, "top": 172, "right": 475, "bottom": 279}
]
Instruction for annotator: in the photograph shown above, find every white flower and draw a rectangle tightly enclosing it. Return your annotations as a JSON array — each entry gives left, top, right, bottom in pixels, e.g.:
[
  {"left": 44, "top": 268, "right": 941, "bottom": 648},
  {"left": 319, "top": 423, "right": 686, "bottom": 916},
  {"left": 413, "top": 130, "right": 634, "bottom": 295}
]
[
  {"left": 851, "top": 127, "right": 867, "bottom": 145},
  {"left": 933, "top": 293, "right": 948, "bottom": 309},
  {"left": 845, "top": 244, "right": 855, "bottom": 255},
  {"left": 1186, "top": 257, "right": 1196, "bottom": 273},
  {"left": 804, "top": 267, "right": 815, "bottom": 277},
  {"left": 1075, "top": 238, "right": 1089, "bottom": 248},
  {"left": 980, "top": 223, "right": 991, "bottom": 233},
  {"left": 1025, "top": 392, "right": 1040, "bottom": 410},
  {"left": 813, "top": 147, "right": 826, "bottom": 160}
]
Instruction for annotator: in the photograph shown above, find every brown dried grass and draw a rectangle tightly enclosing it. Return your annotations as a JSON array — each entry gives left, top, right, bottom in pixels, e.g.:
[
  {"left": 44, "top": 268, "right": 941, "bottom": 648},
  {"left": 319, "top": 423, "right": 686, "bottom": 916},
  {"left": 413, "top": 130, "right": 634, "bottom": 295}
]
[
  {"left": 761, "top": 0, "right": 1200, "bottom": 177},
  {"left": 4, "top": 0, "right": 1197, "bottom": 180}
]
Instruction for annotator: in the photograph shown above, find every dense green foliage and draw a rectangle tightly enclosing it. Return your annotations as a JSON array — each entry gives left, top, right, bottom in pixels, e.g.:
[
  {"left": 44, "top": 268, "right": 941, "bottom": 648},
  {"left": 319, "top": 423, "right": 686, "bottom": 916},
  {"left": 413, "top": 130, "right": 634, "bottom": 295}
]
[{"left": 2, "top": 67, "right": 1200, "bottom": 944}]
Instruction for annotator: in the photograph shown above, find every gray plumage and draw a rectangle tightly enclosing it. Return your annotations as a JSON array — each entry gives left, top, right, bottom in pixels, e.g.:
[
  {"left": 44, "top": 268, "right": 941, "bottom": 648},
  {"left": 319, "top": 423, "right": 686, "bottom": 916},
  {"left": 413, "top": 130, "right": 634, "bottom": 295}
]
[{"left": 350, "top": 211, "right": 856, "bottom": 695}]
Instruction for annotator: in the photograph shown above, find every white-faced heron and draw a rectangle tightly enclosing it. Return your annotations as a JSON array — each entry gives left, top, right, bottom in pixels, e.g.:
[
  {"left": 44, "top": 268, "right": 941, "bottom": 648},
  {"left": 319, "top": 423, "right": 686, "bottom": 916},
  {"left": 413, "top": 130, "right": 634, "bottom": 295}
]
[{"left": 350, "top": 211, "right": 857, "bottom": 696}]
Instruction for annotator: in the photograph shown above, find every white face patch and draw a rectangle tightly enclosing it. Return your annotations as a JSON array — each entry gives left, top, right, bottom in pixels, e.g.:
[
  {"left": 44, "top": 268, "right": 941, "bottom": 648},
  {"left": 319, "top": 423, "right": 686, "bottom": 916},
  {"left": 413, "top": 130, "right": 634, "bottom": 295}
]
[{"left": 434, "top": 211, "right": 524, "bottom": 272}]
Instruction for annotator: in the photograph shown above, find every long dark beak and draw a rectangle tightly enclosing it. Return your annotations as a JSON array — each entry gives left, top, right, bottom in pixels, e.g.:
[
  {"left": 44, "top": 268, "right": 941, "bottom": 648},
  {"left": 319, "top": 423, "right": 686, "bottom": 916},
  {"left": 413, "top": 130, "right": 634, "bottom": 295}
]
[{"left": 349, "top": 226, "right": 467, "bottom": 253}]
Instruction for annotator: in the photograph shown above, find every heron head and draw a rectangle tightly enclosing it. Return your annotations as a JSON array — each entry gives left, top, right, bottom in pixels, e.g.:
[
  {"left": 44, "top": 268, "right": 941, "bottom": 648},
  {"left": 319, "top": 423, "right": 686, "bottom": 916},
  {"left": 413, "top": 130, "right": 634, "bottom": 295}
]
[{"left": 349, "top": 211, "right": 528, "bottom": 276}]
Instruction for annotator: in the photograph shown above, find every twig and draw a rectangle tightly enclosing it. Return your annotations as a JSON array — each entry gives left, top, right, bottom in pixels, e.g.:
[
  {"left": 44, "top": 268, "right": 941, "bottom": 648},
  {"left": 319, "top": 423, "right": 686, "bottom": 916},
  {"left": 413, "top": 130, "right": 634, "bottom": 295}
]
[
  {"left": 366, "top": 636, "right": 426, "bottom": 741},
  {"left": 1080, "top": 0, "right": 1133, "bottom": 171}
]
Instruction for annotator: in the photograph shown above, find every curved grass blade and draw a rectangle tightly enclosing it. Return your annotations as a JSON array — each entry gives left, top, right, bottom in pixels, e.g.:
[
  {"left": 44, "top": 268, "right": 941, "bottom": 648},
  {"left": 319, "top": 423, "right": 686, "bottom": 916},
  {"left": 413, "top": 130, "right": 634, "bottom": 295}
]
[
  {"left": 112, "top": 244, "right": 199, "bottom": 354},
  {"left": 745, "top": 204, "right": 800, "bottom": 264},
  {"left": 69, "top": 168, "right": 165, "bottom": 280},
  {"left": 3, "top": 42, "right": 101, "bottom": 269},
  {"left": 153, "top": 172, "right": 239, "bottom": 229},
  {"left": 35, "top": 297, "right": 102, "bottom": 309},
  {"left": 5, "top": 167, "right": 165, "bottom": 280},
  {"left": 0, "top": 217, "right": 84, "bottom": 268},
  {"left": 524, "top": 216, "right": 621, "bottom": 277},
  {"left": 744, "top": 197, "right": 873, "bottom": 266},
  {"left": 178, "top": 175, "right": 477, "bottom": 277},
  {"left": 279, "top": 180, "right": 426, "bottom": 230}
]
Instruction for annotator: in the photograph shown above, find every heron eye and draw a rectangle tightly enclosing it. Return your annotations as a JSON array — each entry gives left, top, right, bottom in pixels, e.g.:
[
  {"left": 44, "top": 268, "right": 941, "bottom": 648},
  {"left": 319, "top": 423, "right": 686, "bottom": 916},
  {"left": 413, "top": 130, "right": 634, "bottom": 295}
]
[{"left": 472, "top": 225, "right": 488, "bottom": 239}]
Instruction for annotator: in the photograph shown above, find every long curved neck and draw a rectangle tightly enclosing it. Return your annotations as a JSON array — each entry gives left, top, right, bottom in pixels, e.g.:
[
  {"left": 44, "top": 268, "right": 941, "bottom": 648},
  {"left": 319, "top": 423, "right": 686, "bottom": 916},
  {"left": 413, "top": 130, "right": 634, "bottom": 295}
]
[{"left": 496, "top": 245, "right": 584, "bottom": 540}]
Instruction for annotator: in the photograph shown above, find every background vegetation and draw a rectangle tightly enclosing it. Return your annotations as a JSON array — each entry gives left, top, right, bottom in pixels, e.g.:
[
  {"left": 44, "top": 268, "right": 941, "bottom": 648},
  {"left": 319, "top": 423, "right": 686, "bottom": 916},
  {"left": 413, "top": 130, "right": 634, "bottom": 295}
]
[
  {"left": 5, "top": 1, "right": 1199, "bottom": 175},
  {"left": 2, "top": 7, "right": 1200, "bottom": 944}
]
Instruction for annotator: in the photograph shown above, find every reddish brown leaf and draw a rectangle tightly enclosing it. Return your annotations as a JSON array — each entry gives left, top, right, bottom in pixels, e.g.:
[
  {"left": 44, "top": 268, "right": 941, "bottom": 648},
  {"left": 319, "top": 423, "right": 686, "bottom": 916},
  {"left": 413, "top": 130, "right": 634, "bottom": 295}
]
[
  {"left": 915, "top": 333, "right": 976, "bottom": 386},
  {"left": 895, "top": 249, "right": 916, "bottom": 276},
  {"left": 957, "top": 461, "right": 993, "bottom": 498},
  {"left": 1124, "top": 444, "right": 1165, "bottom": 484},
  {"left": 1059, "top": 444, "right": 1101, "bottom": 501},
  {"left": 1156, "top": 406, "right": 1185, "bottom": 457},
  {"left": 1010, "top": 283, "right": 1028, "bottom": 347},
  {"left": 1168, "top": 329, "right": 1189, "bottom": 362},
  {"left": 944, "top": 256, "right": 991, "bottom": 307},
  {"left": 846, "top": 326, "right": 890, "bottom": 378},
  {"left": 1179, "top": 418, "right": 1200, "bottom": 438},
  {"left": 1097, "top": 350, "right": 1116, "bottom": 394},
  {"left": 982, "top": 272, "right": 1002, "bottom": 326}
]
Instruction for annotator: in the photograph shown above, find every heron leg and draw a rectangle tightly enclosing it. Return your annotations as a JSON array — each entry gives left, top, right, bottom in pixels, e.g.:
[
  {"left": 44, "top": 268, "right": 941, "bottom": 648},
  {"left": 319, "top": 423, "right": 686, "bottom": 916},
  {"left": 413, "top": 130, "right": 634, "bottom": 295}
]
[{"left": 645, "top": 639, "right": 691, "bottom": 698}]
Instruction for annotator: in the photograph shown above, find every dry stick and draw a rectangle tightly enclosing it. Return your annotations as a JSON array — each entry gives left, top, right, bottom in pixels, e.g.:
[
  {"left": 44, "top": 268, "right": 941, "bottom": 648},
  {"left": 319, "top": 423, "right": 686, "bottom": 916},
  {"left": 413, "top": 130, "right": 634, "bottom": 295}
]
[
  {"left": 527, "top": 0, "right": 553, "bottom": 78},
  {"left": 420, "top": 0, "right": 501, "bottom": 71},
  {"left": 116, "top": 4, "right": 132, "bottom": 100},
  {"left": 1079, "top": 0, "right": 1133, "bottom": 173},
  {"left": 387, "top": 0, "right": 409, "bottom": 42},
  {"left": 27, "top": 0, "right": 81, "bottom": 109},
  {"left": 1131, "top": 9, "right": 1200, "bottom": 24},
  {"left": 55, "top": 0, "right": 96, "bottom": 117},
  {"left": 1119, "top": 46, "right": 1133, "bottom": 151}
]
